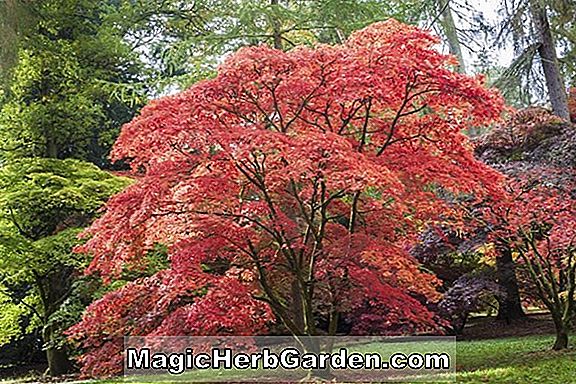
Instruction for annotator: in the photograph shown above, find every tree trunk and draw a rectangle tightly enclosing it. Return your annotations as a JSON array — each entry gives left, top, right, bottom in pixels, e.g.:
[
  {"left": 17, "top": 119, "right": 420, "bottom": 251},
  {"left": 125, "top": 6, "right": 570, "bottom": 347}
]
[
  {"left": 270, "top": 0, "right": 283, "bottom": 50},
  {"left": 43, "top": 324, "right": 72, "bottom": 376},
  {"left": 553, "top": 329, "right": 569, "bottom": 350},
  {"left": 454, "top": 313, "right": 468, "bottom": 335},
  {"left": 530, "top": 0, "right": 570, "bottom": 120},
  {"left": 551, "top": 317, "right": 569, "bottom": 350},
  {"left": 35, "top": 267, "right": 74, "bottom": 376},
  {"left": 46, "top": 347, "right": 71, "bottom": 376},
  {"left": 438, "top": 0, "right": 466, "bottom": 73},
  {"left": 45, "top": 136, "right": 58, "bottom": 158},
  {"left": 302, "top": 336, "right": 334, "bottom": 381},
  {"left": 291, "top": 279, "right": 305, "bottom": 332},
  {"left": 496, "top": 243, "right": 526, "bottom": 322}
]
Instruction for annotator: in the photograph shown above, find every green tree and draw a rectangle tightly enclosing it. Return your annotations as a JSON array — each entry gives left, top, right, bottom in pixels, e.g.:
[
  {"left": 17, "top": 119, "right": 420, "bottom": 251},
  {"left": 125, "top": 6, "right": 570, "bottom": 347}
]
[
  {"left": 0, "top": 0, "right": 147, "bottom": 167},
  {"left": 0, "top": 158, "right": 130, "bottom": 375},
  {"left": 549, "top": 1, "right": 576, "bottom": 86},
  {"left": 111, "top": 0, "right": 425, "bottom": 92},
  {"left": 493, "top": 0, "right": 570, "bottom": 118}
]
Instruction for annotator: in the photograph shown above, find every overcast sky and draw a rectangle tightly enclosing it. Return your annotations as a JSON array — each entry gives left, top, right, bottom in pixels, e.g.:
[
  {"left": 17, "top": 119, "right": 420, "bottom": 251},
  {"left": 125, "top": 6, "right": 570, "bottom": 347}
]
[{"left": 447, "top": 0, "right": 515, "bottom": 71}]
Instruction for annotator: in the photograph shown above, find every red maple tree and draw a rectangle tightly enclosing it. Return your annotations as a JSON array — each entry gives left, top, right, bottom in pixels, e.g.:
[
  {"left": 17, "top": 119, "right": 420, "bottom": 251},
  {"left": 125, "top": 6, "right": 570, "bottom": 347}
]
[
  {"left": 68, "top": 20, "right": 506, "bottom": 376},
  {"left": 473, "top": 109, "right": 576, "bottom": 350},
  {"left": 476, "top": 166, "right": 576, "bottom": 350}
]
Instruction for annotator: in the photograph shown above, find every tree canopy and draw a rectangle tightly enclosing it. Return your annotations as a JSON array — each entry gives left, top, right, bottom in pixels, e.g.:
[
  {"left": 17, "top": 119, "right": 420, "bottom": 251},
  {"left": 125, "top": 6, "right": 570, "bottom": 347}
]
[
  {"left": 68, "top": 20, "right": 506, "bottom": 377},
  {"left": 1, "top": 0, "right": 576, "bottom": 381},
  {"left": 0, "top": 158, "right": 131, "bottom": 374}
]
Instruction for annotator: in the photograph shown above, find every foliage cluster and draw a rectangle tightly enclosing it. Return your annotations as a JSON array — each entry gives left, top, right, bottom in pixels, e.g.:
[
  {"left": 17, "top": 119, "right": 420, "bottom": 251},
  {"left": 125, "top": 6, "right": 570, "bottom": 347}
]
[
  {"left": 0, "top": 159, "right": 131, "bottom": 372},
  {"left": 66, "top": 20, "right": 507, "bottom": 376}
]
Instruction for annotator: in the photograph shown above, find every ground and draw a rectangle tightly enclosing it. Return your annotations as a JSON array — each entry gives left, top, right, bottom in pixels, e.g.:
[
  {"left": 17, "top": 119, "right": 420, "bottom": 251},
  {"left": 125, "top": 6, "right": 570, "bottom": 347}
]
[
  {"left": 0, "top": 314, "right": 573, "bottom": 384},
  {"left": 456, "top": 335, "right": 574, "bottom": 383}
]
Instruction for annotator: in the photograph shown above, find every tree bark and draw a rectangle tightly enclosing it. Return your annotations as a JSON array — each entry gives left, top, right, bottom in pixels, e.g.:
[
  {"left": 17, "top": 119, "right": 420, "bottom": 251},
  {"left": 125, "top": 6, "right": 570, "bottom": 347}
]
[
  {"left": 438, "top": 0, "right": 466, "bottom": 73},
  {"left": 551, "top": 315, "right": 569, "bottom": 350},
  {"left": 291, "top": 279, "right": 305, "bottom": 332},
  {"left": 45, "top": 137, "right": 58, "bottom": 158},
  {"left": 553, "top": 328, "right": 569, "bottom": 350},
  {"left": 530, "top": 0, "right": 570, "bottom": 120},
  {"left": 35, "top": 268, "right": 74, "bottom": 376},
  {"left": 302, "top": 336, "right": 334, "bottom": 380},
  {"left": 495, "top": 243, "right": 526, "bottom": 322},
  {"left": 270, "top": 0, "right": 283, "bottom": 50},
  {"left": 44, "top": 324, "right": 72, "bottom": 376}
]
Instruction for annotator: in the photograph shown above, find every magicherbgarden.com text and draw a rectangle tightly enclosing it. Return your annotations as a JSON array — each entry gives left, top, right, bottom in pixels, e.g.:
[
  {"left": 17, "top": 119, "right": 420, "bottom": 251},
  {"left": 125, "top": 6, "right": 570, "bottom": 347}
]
[{"left": 126, "top": 347, "right": 451, "bottom": 375}]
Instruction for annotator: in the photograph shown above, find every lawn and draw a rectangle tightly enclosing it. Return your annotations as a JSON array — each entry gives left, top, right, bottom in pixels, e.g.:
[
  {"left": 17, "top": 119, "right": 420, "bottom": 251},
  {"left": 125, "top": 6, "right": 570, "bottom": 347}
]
[
  {"left": 98, "top": 334, "right": 576, "bottom": 384},
  {"left": 455, "top": 335, "right": 574, "bottom": 383},
  {"left": 2, "top": 334, "right": 573, "bottom": 384}
]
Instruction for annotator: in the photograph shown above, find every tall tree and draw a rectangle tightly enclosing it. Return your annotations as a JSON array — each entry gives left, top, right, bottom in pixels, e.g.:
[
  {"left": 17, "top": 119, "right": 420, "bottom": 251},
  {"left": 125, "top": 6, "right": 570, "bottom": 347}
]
[
  {"left": 0, "top": 0, "right": 146, "bottom": 167},
  {"left": 437, "top": 0, "right": 466, "bottom": 73},
  {"left": 112, "top": 0, "right": 426, "bottom": 93},
  {"left": 0, "top": 0, "right": 35, "bottom": 82},
  {"left": 549, "top": 1, "right": 576, "bottom": 86},
  {"left": 529, "top": 0, "right": 569, "bottom": 119},
  {"left": 417, "top": 0, "right": 495, "bottom": 76},
  {"left": 494, "top": 0, "right": 570, "bottom": 117}
]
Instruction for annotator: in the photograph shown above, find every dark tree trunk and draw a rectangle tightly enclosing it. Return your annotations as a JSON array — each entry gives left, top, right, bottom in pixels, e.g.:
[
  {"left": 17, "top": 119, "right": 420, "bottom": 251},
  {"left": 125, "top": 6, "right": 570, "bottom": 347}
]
[
  {"left": 35, "top": 267, "right": 74, "bottom": 376},
  {"left": 553, "top": 328, "right": 569, "bottom": 350},
  {"left": 45, "top": 136, "right": 58, "bottom": 158},
  {"left": 454, "top": 313, "right": 469, "bottom": 335},
  {"left": 44, "top": 324, "right": 72, "bottom": 376},
  {"left": 496, "top": 243, "right": 526, "bottom": 322},
  {"left": 291, "top": 279, "right": 305, "bottom": 332},
  {"left": 551, "top": 314, "right": 569, "bottom": 350},
  {"left": 302, "top": 336, "right": 334, "bottom": 381},
  {"left": 530, "top": 0, "right": 570, "bottom": 120}
]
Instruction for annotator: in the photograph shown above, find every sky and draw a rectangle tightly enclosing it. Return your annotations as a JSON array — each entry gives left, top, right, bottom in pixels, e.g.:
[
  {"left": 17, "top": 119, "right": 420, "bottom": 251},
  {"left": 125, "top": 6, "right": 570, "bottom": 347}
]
[{"left": 451, "top": 0, "right": 516, "bottom": 71}]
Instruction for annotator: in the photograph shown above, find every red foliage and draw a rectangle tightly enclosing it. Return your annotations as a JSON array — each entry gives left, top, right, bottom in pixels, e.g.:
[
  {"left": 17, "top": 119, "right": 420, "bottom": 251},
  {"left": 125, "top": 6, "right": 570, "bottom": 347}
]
[
  {"left": 478, "top": 164, "right": 576, "bottom": 346},
  {"left": 476, "top": 110, "right": 575, "bottom": 253},
  {"left": 503, "top": 167, "right": 576, "bottom": 250},
  {"left": 568, "top": 87, "right": 576, "bottom": 123},
  {"left": 69, "top": 20, "right": 506, "bottom": 376}
]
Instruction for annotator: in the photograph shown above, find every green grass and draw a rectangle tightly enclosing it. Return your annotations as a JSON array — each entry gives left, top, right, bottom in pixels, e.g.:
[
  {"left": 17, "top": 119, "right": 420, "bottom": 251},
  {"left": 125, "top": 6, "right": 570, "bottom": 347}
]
[
  {"left": 117, "top": 338, "right": 455, "bottom": 383},
  {"left": 2, "top": 334, "right": 574, "bottom": 383},
  {"left": 454, "top": 335, "right": 575, "bottom": 383},
  {"left": 100, "top": 334, "right": 574, "bottom": 384}
]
